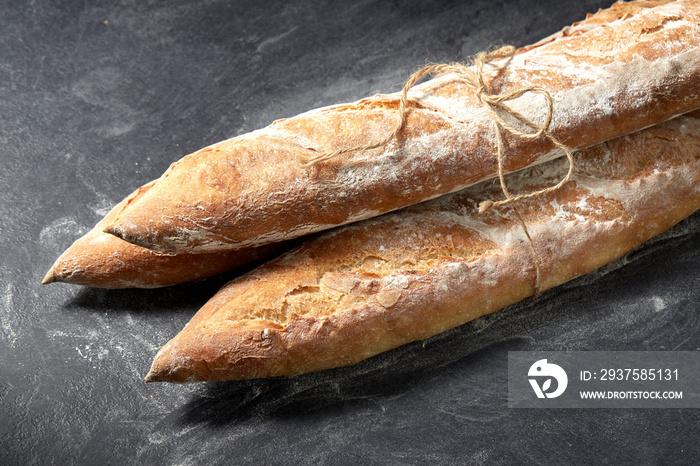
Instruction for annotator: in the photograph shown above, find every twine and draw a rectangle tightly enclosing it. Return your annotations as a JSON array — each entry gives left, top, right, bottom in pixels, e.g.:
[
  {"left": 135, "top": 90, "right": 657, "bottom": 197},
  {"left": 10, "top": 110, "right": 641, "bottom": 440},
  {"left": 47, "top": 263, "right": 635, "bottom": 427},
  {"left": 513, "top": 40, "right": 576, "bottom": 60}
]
[
  {"left": 302, "top": 45, "right": 576, "bottom": 297},
  {"left": 510, "top": 205, "right": 543, "bottom": 298}
]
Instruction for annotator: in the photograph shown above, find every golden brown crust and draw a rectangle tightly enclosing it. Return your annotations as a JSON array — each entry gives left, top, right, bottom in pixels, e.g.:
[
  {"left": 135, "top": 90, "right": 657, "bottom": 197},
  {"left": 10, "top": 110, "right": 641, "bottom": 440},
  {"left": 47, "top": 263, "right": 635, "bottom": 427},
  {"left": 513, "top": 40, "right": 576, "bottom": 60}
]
[
  {"left": 106, "top": 0, "right": 700, "bottom": 255},
  {"left": 144, "top": 111, "right": 700, "bottom": 383},
  {"left": 43, "top": 182, "right": 294, "bottom": 288},
  {"left": 518, "top": 0, "right": 675, "bottom": 52}
]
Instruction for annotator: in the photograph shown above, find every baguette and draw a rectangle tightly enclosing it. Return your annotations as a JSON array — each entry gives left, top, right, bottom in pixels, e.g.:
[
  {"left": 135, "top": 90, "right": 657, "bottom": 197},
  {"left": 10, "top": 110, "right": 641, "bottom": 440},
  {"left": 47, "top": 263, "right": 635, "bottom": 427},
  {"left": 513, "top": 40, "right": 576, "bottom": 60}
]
[
  {"left": 144, "top": 111, "right": 700, "bottom": 382},
  {"left": 42, "top": 182, "right": 294, "bottom": 288},
  {"left": 105, "top": 0, "right": 700, "bottom": 255}
]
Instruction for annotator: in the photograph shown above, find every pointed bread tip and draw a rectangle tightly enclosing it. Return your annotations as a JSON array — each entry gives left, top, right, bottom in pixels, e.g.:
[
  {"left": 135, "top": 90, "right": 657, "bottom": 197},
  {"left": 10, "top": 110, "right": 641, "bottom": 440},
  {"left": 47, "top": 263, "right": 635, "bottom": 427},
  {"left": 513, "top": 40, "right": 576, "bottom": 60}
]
[
  {"left": 144, "top": 362, "right": 178, "bottom": 383},
  {"left": 143, "top": 352, "right": 162, "bottom": 383},
  {"left": 41, "top": 267, "right": 57, "bottom": 285},
  {"left": 103, "top": 223, "right": 159, "bottom": 253},
  {"left": 144, "top": 345, "right": 171, "bottom": 383},
  {"left": 102, "top": 223, "right": 119, "bottom": 238}
]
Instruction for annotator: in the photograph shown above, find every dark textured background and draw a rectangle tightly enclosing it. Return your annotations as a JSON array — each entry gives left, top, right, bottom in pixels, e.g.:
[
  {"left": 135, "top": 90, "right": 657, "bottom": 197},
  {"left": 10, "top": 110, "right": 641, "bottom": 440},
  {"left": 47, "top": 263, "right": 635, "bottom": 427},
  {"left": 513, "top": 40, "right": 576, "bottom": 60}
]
[{"left": 2, "top": 0, "right": 699, "bottom": 464}]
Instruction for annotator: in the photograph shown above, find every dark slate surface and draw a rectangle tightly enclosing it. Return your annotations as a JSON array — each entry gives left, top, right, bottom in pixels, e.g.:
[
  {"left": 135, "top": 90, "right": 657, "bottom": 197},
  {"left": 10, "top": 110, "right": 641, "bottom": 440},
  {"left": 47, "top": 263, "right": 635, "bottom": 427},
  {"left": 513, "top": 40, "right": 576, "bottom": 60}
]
[{"left": 2, "top": 0, "right": 699, "bottom": 464}]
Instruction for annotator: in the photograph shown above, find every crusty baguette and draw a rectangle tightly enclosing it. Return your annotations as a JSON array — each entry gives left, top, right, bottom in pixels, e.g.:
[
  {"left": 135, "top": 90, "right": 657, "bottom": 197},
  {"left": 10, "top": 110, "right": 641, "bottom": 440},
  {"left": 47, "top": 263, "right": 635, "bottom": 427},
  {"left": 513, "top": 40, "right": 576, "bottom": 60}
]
[
  {"left": 144, "top": 110, "right": 700, "bottom": 382},
  {"left": 42, "top": 182, "right": 294, "bottom": 288},
  {"left": 105, "top": 0, "right": 700, "bottom": 255}
]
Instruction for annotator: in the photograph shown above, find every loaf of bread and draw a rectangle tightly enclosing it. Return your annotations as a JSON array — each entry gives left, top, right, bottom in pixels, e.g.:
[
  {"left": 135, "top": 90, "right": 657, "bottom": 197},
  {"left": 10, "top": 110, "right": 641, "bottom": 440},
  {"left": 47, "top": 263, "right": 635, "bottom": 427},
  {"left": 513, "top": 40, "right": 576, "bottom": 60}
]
[
  {"left": 144, "top": 110, "right": 700, "bottom": 382},
  {"left": 42, "top": 181, "right": 294, "bottom": 288},
  {"left": 103, "top": 0, "right": 700, "bottom": 256}
]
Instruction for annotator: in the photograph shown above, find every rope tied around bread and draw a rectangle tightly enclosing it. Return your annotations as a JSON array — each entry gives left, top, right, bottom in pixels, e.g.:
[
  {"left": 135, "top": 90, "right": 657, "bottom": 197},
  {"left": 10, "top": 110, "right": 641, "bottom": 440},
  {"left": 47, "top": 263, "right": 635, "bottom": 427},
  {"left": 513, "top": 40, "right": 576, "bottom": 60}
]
[
  {"left": 303, "top": 45, "right": 576, "bottom": 297},
  {"left": 301, "top": 46, "right": 575, "bottom": 210}
]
